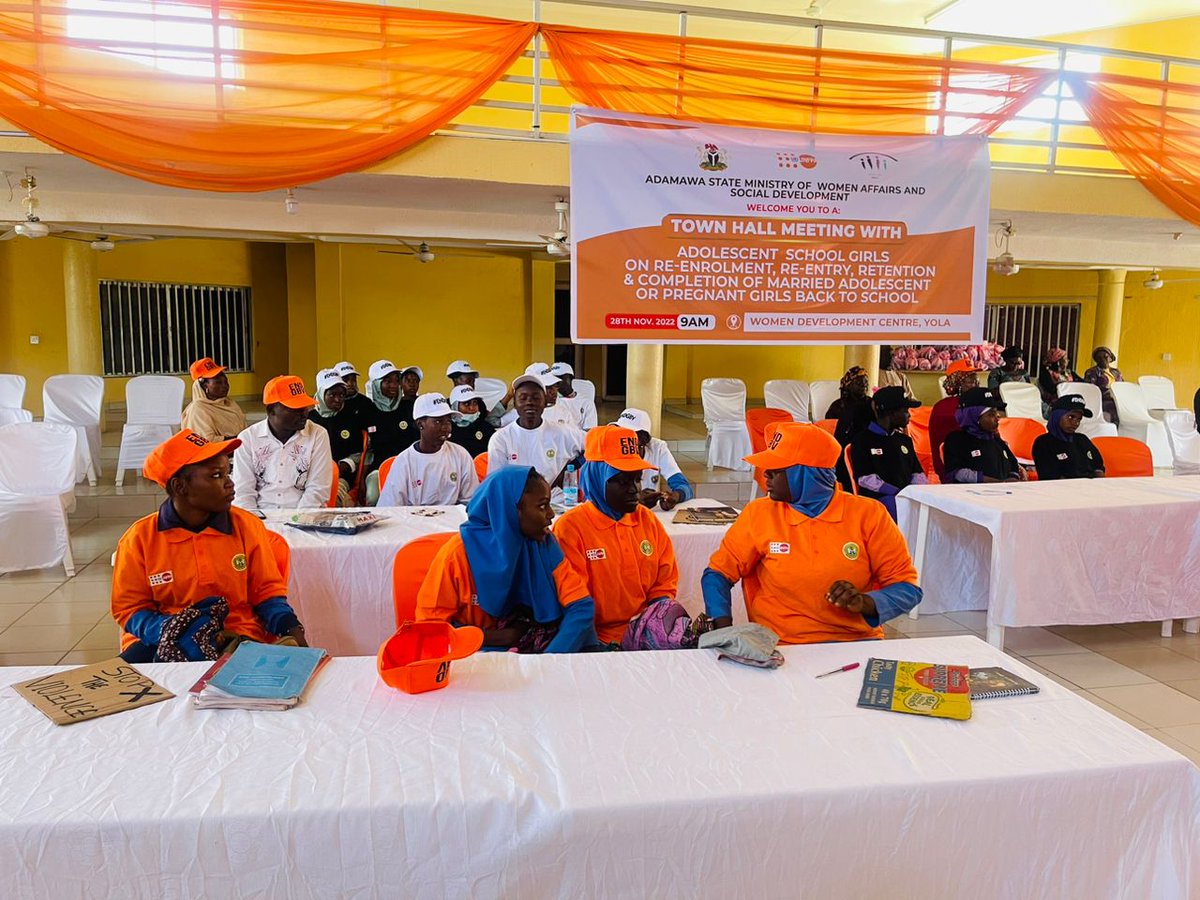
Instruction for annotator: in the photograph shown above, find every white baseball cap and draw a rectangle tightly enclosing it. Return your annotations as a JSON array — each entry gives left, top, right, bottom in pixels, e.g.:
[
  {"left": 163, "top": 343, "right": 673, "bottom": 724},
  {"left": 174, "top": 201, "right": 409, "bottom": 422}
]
[
  {"left": 368, "top": 360, "right": 399, "bottom": 381},
  {"left": 549, "top": 362, "right": 574, "bottom": 377},
  {"left": 617, "top": 407, "right": 652, "bottom": 434},
  {"left": 333, "top": 361, "right": 359, "bottom": 378},
  {"left": 316, "top": 369, "right": 345, "bottom": 396},
  {"left": 524, "top": 362, "right": 560, "bottom": 387},
  {"left": 413, "top": 392, "right": 453, "bottom": 419},
  {"left": 449, "top": 385, "right": 482, "bottom": 406},
  {"left": 511, "top": 373, "right": 546, "bottom": 393},
  {"left": 445, "top": 360, "right": 478, "bottom": 378},
  {"left": 400, "top": 365, "right": 424, "bottom": 381}
]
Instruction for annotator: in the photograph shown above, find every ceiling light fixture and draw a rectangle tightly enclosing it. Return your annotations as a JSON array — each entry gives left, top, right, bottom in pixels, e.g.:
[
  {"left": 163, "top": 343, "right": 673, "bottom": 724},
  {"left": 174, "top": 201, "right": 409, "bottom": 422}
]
[{"left": 284, "top": 188, "right": 298, "bottom": 215}]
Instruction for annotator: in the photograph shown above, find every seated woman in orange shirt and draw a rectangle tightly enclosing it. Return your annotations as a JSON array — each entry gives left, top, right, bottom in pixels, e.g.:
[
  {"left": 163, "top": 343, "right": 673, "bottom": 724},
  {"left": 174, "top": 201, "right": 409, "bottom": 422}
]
[
  {"left": 554, "top": 425, "right": 682, "bottom": 647},
  {"left": 702, "top": 423, "right": 921, "bottom": 644},
  {"left": 415, "top": 466, "right": 596, "bottom": 653}
]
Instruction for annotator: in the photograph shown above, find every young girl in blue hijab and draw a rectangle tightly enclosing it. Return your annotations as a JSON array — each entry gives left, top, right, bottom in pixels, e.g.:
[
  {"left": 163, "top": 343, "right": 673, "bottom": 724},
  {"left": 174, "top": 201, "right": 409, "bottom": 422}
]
[
  {"left": 941, "top": 387, "right": 1025, "bottom": 484},
  {"left": 414, "top": 467, "right": 596, "bottom": 652},
  {"left": 1032, "top": 394, "right": 1106, "bottom": 480}
]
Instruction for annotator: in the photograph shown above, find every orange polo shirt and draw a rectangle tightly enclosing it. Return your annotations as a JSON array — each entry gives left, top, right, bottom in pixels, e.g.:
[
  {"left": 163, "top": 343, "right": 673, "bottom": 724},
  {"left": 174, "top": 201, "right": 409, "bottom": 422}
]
[
  {"left": 707, "top": 491, "right": 917, "bottom": 644},
  {"left": 111, "top": 505, "right": 288, "bottom": 651},
  {"left": 415, "top": 534, "right": 590, "bottom": 630},
  {"left": 553, "top": 502, "right": 679, "bottom": 643}
]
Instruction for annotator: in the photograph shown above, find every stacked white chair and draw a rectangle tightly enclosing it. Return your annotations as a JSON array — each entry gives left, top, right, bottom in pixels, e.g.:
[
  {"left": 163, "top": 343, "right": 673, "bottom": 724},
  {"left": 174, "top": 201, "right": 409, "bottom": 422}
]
[
  {"left": 763, "top": 379, "right": 810, "bottom": 422},
  {"left": 998, "top": 382, "right": 1045, "bottom": 424},
  {"left": 474, "top": 376, "right": 508, "bottom": 415},
  {"left": 1110, "top": 382, "right": 1172, "bottom": 468},
  {"left": 0, "top": 374, "right": 26, "bottom": 409},
  {"left": 0, "top": 408, "right": 32, "bottom": 427},
  {"left": 700, "top": 378, "right": 752, "bottom": 471},
  {"left": 0, "top": 422, "right": 79, "bottom": 576},
  {"left": 1056, "top": 382, "right": 1117, "bottom": 438},
  {"left": 1163, "top": 410, "right": 1200, "bottom": 476},
  {"left": 1138, "top": 375, "right": 1180, "bottom": 412},
  {"left": 115, "top": 375, "right": 185, "bottom": 486},
  {"left": 43, "top": 374, "right": 105, "bottom": 485},
  {"left": 938, "top": 375, "right": 948, "bottom": 398},
  {"left": 808, "top": 380, "right": 840, "bottom": 422}
]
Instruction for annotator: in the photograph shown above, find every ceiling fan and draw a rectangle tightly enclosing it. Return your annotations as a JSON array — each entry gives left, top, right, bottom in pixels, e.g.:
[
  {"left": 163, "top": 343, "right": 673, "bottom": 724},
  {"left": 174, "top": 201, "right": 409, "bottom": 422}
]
[
  {"left": 1143, "top": 269, "right": 1200, "bottom": 290},
  {"left": 0, "top": 171, "right": 155, "bottom": 249},
  {"left": 486, "top": 198, "right": 571, "bottom": 257},
  {"left": 377, "top": 240, "right": 489, "bottom": 264},
  {"left": 990, "top": 220, "right": 1019, "bottom": 276}
]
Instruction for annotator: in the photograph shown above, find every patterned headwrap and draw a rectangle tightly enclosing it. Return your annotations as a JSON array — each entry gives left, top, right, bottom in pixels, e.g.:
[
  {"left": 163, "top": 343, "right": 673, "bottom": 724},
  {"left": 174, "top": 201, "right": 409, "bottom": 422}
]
[
  {"left": 1043, "top": 347, "right": 1067, "bottom": 366},
  {"left": 943, "top": 370, "right": 979, "bottom": 397},
  {"left": 840, "top": 366, "right": 868, "bottom": 391}
]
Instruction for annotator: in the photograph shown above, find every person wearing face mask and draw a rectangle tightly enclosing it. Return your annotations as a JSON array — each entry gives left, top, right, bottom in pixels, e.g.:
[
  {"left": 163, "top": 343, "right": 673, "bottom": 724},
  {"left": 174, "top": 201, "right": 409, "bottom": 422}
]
[
  {"left": 415, "top": 467, "right": 596, "bottom": 653},
  {"left": 308, "top": 369, "right": 367, "bottom": 506},
  {"left": 378, "top": 393, "right": 478, "bottom": 507},
  {"left": 364, "top": 360, "right": 416, "bottom": 475},
  {"left": 1083, "top": 346, "right": 1123, "bottom": 425},
  {"left": 447, "top": 384, "right": 495, "bottom": 458},
  {"left": 1032, "top": 394, "right": 1106, "bottom": 480},
  {"left": 701, "top": 423, "right": 920, "bottom": 644},
  {"left": 553, "top": 426, "right": 681, "bottom": 646},
  {"left": 988, "top": 346, "right": 1030, "bottom": 391},
  {"left": 941, "top": 387, "right": 1026, "bottom": 484},
  {"left": 446, "top": 360, "right": 508, "bottom": 428},
  {"left": 847, "top": 386, "right": 928, "bottom": 521},
  {"left": 181, "top": 357, "right": 246, "bottom": 441}
]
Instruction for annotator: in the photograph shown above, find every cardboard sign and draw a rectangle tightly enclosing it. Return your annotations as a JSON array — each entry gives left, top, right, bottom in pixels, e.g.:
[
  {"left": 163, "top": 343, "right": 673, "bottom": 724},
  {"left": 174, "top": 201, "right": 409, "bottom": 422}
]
[{"left": 13, "top": 659, "right": 174, "bottom": 726}]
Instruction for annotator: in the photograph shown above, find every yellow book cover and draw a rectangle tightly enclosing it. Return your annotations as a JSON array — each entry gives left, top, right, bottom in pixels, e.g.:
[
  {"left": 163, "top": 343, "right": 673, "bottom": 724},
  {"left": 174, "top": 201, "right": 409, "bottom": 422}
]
[{"left": 856, "top": 658, "right": 973, "bottom": 720}]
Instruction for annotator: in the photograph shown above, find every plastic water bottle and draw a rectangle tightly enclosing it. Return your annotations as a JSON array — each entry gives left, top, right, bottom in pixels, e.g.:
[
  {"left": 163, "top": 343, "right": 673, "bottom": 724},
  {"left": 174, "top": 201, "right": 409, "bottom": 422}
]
[{"left": 562, "top": 464, "right": 579, "bottom": 508}]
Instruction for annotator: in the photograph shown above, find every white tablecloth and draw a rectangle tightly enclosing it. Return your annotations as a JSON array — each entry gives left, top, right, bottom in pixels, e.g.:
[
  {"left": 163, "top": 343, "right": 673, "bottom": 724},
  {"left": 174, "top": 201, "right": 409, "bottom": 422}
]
[
  {"left": 896, "top": 477, "right": 1200, "bottom": 634},
  {"left": 2, "top": 636, "right": 1196, "bottom": 899},
  {"left": 267, "top": 500, "right": 741, "bottom": 656}
]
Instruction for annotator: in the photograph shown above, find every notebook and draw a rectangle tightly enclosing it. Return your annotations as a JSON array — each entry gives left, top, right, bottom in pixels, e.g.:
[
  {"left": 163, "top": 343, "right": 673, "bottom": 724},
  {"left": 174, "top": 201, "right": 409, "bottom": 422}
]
[
  {"left": 968, "top": 667, "right": 1040, "bottom": 699},
  {"left": 856, "top": 658, "right": 972, "bottom": 721},
  {"left": 207, "top": 642, "right": 327, "bottom": 701}
]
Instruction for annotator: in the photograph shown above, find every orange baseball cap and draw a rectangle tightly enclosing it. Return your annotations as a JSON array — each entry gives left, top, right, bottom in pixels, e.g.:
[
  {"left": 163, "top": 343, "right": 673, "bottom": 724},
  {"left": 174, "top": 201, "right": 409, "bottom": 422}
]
[
  {"left": 584, "top": 425, "right": 656, "bottom": 473},
  {"left": 377, "top": 621, "right": 484, "bottom": 694},
  {"left": 142, "top": 429, "right": 241, "bottom": 487},
  {"left": 263, "top": 375, "right": 316, "bottom": 409},
  {"left": 945, "top": 358, "right": 981, "bottom": 376},
  {"left": 190, "top": 358, "right": 225, "bottom": 380},
  {"left": 744, "top": 422, "right": 840, "bottom": 470}
]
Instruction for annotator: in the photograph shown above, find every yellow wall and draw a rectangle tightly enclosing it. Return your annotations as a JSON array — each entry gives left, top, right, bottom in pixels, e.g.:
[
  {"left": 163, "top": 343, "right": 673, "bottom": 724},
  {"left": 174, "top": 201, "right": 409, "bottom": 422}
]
[
  {"left": 0, "top": 239, "right": 69, "bottom": 417},
  {"left": 1117, "top": 269, "right": 1200, "bottom": 395}
]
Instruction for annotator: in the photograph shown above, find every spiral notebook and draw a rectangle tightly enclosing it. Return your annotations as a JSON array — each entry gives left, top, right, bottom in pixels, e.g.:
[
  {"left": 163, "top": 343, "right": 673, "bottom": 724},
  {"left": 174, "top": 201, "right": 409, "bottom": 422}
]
[{"left": 968, "top": 667, "right": 1040, "bottom": 699}]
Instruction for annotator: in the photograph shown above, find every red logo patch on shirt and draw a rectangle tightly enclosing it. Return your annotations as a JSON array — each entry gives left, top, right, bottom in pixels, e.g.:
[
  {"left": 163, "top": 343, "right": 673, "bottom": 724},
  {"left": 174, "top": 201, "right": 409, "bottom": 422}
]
[
  {"left": 585, "top": 548, "right": 607, "bottom": 561},
  {"left": 769, "top": 542, "right": 790, "bottom": 555},
  {"left": 510, "top": 453, "right": 518, "bottom": 461},
  {"left": 149, "top": 571, "right": 174, "bottom": 587}
]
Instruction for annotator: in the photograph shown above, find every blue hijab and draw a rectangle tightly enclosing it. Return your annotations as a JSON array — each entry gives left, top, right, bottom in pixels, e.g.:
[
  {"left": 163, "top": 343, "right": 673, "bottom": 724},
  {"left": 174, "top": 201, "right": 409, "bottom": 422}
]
[
  {"left": 1047, "top": 408, "right": 1074, "bottom": 442},
  {"left": 955, "top": 405, "right": 997, "bottom": 441},
  {"left": 784, "top": 464, "right": 838, "bottom": 518},
  {"left": 460, "top": 466, "right": 565, "bottom": 624},
  {"left": 580, "top": 460, "right": 624, "bottom": 521}
]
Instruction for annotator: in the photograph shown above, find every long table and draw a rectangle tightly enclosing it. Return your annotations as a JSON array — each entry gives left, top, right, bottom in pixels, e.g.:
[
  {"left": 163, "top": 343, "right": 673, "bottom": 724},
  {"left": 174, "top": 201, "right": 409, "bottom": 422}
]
[
  {"left": 897, "top": 477, "right": 1200, "bottom": 648},
  {"left": 265, "top": 499, "right": 743, "bottom": 656},
  {"left": 2, "top": 636, "right": 1196, "bottom": 898}
]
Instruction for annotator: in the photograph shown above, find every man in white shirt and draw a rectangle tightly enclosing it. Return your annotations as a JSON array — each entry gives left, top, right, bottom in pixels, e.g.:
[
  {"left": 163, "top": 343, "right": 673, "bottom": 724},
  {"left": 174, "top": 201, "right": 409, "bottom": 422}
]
[
  {"left": 615, "top": 407, "right": 693, "bottom": 511},
  {"left": 550, "top": 362, "right": 598, "bottom": 430},
  {"left": 488, "top": 371, "right": 585, "bottom": 505},
  {"left": 378, "top": 393, "right": 478, "bottom": 507},
  {"left": 232, "top": 375, "right": 333, "bottom": 510}
]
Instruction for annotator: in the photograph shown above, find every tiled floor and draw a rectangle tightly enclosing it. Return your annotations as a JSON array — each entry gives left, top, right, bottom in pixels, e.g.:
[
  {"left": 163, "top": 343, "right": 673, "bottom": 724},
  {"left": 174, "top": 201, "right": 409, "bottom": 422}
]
[{"left": 4, "top": 405, "right": 1200, "bottom": 769}]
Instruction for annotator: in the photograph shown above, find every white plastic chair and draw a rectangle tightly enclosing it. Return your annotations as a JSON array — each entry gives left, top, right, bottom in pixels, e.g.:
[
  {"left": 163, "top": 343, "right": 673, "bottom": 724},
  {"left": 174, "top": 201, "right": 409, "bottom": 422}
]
[
  {"left": 1163, "top": 410, "right": 1200, "bottom": 476},
  {"left": 572, "top": 378, "right": 597, "bottom": 405},
  {"left": 0, "top": 422, "right": 79, "bottom": 576},
  {"left": 0, "top": 374, "right": 26, "bottom": 409},
  {"left": 474, "top": 376, "right": 508, "bottom": 414},
  {"left": 1111, "top": 382, "right": 1173, "bottom": 468},
  {"left": 763, "top": 379, "right": 810, "bottom": 422},
  {"left": 43, "top": 374, "right": 104, "bottom": 485},
  {"left": 938, "top": 375, "right": 948, "bottom": 398},
  {"left": 1056, "top": 382, "right": 1117, "bottom": 439},
  {"left": 998, "top": 382, "right": 1045, "bottom": 424},
  {"left": 115, "top": 375, "right": 186, "bottom": 486},
  {"left": 809, "top": 380, "right": 840, "bottom": 423},
  {"left": 700, "top": 378, "right": 752, "bottom": 471},
  {"left": 0, "top": 408, "right": 32, "bottom": 427},
  {"left": 1138, "top": 375, "right": 1178, "bottom": 411}
]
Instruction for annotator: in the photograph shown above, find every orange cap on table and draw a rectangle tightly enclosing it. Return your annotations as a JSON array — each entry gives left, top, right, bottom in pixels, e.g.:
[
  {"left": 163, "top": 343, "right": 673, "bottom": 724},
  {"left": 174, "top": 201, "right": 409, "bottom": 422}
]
[
  {"left": 744, "top": 422, "right": 840, "bottom": 470},
  {"left": 583, "top": 425, "right": 656, "bottom": 473},
  {"left": 263, "top": 375, "right": 316, "bottom": 409},
  {"left": 142, "top": 429, "right": 241, "bottom": 487},
  {"left": 377, "top": 621, "right": 484, "bottom": 694},
  {"left": 190, "top": 357, "right": 225, "bottom": 380}
]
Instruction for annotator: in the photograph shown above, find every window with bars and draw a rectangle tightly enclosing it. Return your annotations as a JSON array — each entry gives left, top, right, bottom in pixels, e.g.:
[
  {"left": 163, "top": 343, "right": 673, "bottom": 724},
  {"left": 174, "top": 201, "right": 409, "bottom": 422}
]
[
  {"left": 99, "top": 280, "right": 253, "bottom": 377},
  {"left": 984, "top": 301, "right": 1082, "bottom": 378}
]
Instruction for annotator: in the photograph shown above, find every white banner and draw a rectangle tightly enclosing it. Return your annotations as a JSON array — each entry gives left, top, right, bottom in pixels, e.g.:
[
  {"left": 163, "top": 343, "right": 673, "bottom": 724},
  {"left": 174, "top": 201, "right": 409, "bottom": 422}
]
[{"left": 569, "top": 108, "right": 991, "bottom": 345}]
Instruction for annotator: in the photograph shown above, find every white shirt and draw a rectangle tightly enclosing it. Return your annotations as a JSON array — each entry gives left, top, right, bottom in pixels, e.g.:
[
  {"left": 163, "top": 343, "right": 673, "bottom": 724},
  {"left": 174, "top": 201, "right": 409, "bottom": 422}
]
[
  {"left": 377, "top": 441, "right": 478, "bottom": 507},
  {"left": 232, "top": 419, "right": 333, "bottom": 511},
  {"left": 638, "top": 437, "right": 684, "bottom": 492},
  {"left": 542, "top": 402, "right": 575, "bottom": 428},
  {"left": 557, "top": 393, "right": 598, "bottom": 430},
  {"left": 487, "top": 419, "right": 585, "bottom": 504}
]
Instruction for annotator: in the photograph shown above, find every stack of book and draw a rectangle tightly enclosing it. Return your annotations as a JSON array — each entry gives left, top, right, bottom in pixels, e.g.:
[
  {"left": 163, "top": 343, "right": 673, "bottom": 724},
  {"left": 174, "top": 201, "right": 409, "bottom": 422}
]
[{"left": 189, "top": 642, "right": 329, "bottom": 711}]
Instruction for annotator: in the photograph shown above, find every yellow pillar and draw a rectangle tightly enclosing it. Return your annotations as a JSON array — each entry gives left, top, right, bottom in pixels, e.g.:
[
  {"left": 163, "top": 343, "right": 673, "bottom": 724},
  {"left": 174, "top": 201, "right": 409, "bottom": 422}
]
[
  {"left": 313, "top": 243, "right": 345, "bottom": 367},
  {"left": 62, "top": 241, "right": 101, "bottom": 376},
  {"left": 626, "top": 343, "right": 665, "bottom": 434},
  {"left": 1094, "top": 268, "right": 1126, "bottom": 358},
  {"left": 842, "top": 344, "right": 880, "bottom": 387},
  {"left": 285, "top": 244, "right": 318, "bottom": 381},
  {"left": 527, "top": 259, "right": 556, "bottom": 364}
]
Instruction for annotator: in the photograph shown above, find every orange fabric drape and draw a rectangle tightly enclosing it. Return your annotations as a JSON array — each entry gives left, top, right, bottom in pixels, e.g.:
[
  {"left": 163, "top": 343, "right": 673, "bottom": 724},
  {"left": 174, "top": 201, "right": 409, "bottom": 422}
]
[
  {"left": 0, "top": 1, "right": 535, "bottom": 191},
  {"left": 540, "top": 26, "right": 1057, "bottom": 137},
  {"left": 1069, "top": 72, "right": 1200, "bottom": 226}
]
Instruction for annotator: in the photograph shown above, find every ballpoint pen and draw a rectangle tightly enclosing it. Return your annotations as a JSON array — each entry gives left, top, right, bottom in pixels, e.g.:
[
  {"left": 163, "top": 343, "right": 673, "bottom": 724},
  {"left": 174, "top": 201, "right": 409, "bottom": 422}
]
[{"left": 815, "top": 662, "right": 861, "bottom": 678}]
